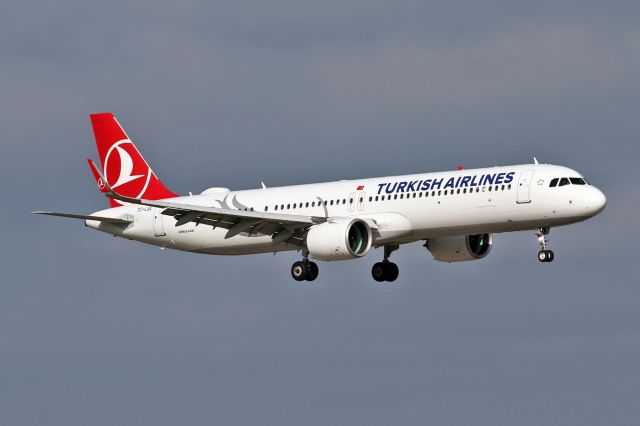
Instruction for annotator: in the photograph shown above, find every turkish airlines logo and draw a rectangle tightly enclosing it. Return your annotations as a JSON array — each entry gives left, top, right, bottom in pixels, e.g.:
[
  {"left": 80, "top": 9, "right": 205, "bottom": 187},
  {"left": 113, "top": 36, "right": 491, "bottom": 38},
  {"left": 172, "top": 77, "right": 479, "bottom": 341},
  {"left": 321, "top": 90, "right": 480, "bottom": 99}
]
[{"left": 103, "top": 140, "right": 151, "bottom": 200}]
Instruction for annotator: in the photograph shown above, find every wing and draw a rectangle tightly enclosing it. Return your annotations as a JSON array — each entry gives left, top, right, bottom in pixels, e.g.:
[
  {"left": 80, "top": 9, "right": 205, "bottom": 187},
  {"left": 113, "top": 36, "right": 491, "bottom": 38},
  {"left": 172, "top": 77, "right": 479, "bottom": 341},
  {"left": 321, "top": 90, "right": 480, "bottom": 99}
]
[{"left": 89, "top": 160, "right": 325, "bottom": 244}]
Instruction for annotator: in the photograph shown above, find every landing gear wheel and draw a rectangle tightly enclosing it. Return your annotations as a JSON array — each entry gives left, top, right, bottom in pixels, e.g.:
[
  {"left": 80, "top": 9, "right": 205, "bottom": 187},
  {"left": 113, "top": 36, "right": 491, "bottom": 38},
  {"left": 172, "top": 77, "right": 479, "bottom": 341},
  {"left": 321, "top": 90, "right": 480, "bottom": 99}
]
[
  {"left": 538, "top": 250, "right": 555, "bottom": 263},
  {"left": 305, "top": 262, "right": 319, "bottom": 281},
  {"left": 291, "top": 261, "right": 307, "bottom": 281},
  {"left": 372, "top": 245, "right": 400, "bottom": 283},
  {"left": 538, "top": 250, "right": 548, "bottom": 262},
  {"left": 372, "top": 262, "right": 386, "bottom": 282},
  {"left": 385, "top": 262, "right": 399, "bottom": 282},
  {"left": 535, "top": 228, "right": 555, "bottom": 263},
  {"left": 371, "top": 262, "right": 399, "bottom": 282}
]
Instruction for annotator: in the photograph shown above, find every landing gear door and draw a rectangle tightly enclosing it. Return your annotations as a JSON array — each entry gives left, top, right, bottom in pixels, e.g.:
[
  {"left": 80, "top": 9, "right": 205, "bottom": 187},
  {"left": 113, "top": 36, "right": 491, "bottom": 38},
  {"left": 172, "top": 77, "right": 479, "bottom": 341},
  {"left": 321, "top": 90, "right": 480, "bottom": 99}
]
[
  {"left": 153, "top": 209, "right": 166, "bottom": 237},
  {"left": 517, "top": 170, "right": 535, "bottom": 204}
]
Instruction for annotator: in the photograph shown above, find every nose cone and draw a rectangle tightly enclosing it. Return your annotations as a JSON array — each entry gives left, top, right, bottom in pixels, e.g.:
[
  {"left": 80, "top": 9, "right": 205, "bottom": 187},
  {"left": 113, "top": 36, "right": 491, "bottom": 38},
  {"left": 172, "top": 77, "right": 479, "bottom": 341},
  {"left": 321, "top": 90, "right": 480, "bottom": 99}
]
[{"left": 588, "top": 187, "right": 607, "bottom": 216}]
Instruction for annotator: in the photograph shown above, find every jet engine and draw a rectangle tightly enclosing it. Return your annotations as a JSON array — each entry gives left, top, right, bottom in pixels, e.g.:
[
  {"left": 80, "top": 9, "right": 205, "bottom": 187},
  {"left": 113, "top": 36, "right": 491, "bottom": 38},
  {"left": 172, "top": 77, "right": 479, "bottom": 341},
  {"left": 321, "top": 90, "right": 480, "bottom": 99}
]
[
  {"left": 307, "top": 218, "right": 372, "bottom": 261},
  {"left": 426, "top": 234, "right": 492, "bottom": 262}
]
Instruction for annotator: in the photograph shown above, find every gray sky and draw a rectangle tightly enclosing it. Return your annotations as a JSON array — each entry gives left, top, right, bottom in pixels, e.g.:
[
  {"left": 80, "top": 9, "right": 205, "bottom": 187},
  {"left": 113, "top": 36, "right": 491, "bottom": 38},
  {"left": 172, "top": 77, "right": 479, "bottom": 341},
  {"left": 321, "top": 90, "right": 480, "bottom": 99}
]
[{"left": 2, "top": 1, "right": 640, "bottom": 425}]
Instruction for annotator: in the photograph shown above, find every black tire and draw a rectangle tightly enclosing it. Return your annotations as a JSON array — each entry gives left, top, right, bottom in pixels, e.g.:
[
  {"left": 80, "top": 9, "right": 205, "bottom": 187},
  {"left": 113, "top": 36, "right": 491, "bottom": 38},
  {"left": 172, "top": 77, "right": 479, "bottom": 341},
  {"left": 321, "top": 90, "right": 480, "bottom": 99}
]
[
  {"left": 385, "top": 262, "right": 399, "bottom": 282},
  {"left": 372, "top": 262, "right": 386, "bottom": 282},
  {"left": 291, "top": 261, "right": 307, "bottom": 281},
  {"left": 546, "top": 250, "right": 555, "bottom": 262},
  {"left": 306, "top": 262, "right": 319, "bottom": 281},
  {"left": 538, "top": 250, "right": 547, "bottom": 262}
]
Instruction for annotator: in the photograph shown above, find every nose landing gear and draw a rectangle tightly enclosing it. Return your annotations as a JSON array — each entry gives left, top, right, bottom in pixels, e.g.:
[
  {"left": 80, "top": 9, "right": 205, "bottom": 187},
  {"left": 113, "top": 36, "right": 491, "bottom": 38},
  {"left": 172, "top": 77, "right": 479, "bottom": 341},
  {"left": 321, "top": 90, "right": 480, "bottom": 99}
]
[
  {"left": 536, "top": 227, "right": 555, "bottom": 262},
  {"left": 291, "top": 249, "right": 319, "bottom": 282},
  {"left": 372, "top": 245, "right": 399, "bottom": 282}
]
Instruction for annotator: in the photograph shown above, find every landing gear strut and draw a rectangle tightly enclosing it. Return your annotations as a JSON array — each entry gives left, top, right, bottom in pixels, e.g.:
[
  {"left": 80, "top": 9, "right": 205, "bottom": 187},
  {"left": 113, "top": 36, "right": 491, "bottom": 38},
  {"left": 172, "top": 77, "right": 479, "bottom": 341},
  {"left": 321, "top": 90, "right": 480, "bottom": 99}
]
[
  {"left": 536, "top": 227, "right": 555, "bottom": 263},
  {"left": 372, "top": 245, "right": 399, "bottom": 282},
  {"left": 291, "top": 249, "right": 319, "bottom": 282}
]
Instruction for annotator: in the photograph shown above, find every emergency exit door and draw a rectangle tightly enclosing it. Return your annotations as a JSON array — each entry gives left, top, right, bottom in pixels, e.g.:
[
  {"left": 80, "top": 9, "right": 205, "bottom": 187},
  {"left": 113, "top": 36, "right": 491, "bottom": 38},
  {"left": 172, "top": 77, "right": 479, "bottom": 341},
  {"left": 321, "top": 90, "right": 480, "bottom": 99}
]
[{"left": 153, "top": 210, "right": 166, "bottom": 236}]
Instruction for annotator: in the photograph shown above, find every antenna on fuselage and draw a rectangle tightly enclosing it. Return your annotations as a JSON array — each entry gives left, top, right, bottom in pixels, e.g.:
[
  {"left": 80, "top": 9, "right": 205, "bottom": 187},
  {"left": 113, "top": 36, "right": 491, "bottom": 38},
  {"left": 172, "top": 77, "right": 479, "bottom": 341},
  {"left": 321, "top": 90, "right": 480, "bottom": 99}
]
[
  {"left": 261, "top": 181, "right": 267, "bottom": 189},
  {"left": 533, "top": 157, "right": 539, "bottom": 165}
]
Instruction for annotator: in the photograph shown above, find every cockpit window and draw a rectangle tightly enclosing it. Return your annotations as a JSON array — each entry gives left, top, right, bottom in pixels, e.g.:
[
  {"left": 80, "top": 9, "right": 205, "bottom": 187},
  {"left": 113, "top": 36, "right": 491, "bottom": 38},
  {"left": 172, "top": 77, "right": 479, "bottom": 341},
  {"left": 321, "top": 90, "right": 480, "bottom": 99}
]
[
  {"left": 549, "top": 178, "right": 559, "bottom": 187},
  {"left": 559, "top": 177, "right": 570, "bottom": 186},
  {"left": 569, "top": 177, "right": 586, "bottom": 185}
]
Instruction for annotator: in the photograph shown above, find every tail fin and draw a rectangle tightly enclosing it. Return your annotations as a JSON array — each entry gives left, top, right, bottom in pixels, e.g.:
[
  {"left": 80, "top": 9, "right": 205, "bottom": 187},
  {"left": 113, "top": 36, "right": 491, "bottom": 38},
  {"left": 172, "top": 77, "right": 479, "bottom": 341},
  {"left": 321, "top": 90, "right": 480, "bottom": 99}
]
[{"left": 90, "top": 113, "right": 177, "bottom": 207}]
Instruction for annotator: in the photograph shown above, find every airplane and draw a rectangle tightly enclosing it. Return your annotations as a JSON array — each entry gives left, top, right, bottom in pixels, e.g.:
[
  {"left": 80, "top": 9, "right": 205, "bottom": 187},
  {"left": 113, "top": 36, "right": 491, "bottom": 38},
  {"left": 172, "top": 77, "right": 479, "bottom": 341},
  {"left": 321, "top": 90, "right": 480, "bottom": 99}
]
[{"left": 34, "top": 113, "right": 607, "bottom": 282}]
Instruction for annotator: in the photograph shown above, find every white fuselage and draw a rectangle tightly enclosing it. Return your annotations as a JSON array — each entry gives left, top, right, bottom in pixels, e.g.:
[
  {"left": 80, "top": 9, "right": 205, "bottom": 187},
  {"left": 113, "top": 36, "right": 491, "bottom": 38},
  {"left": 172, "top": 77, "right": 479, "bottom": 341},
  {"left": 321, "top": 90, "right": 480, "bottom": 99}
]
[{"left": 86, "top": 164, "right": 606, "bottom": 257}]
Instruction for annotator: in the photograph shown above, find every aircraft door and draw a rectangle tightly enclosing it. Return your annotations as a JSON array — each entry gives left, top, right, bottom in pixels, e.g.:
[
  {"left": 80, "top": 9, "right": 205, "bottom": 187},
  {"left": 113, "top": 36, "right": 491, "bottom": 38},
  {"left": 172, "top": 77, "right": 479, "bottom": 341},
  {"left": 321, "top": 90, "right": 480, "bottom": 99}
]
[
  {"left": 357, "top": 192, "right": 366, "bottom": 211},
  {"left": 516, "top": 170, "right": 535, "bottom": 204},
  {"left": 348, "top": 192, "right": 356, "bottom": 212},
  {"left": 153, "top": 209, "right": 166, "bottom": 236}
]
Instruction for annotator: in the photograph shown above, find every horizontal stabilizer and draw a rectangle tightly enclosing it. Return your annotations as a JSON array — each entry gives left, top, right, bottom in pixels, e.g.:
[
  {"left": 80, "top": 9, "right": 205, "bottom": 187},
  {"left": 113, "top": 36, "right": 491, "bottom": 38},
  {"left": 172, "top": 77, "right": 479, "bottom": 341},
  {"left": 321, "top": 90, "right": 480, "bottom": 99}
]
[{"left": 32, "top": 211, "right": 132, "bottom": 225}]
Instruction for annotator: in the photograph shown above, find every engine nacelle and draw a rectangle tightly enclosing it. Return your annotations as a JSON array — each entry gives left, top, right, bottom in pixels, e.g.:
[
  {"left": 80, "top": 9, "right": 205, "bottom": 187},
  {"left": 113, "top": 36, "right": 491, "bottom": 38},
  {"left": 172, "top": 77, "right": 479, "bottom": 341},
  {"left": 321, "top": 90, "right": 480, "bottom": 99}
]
[
  {"left": 426, "top": 234, "right": 492, "bottom": 262},
  {"left": 307, "top": 218, "right": 372, "bottom": 261}
]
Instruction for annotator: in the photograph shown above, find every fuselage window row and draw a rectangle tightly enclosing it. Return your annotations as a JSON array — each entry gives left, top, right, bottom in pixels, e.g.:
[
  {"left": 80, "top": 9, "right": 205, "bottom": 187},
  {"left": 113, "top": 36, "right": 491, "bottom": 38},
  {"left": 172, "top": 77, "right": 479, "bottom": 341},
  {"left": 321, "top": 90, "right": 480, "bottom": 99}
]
[{"left": 264, "top": 184, "right": 513, "bottom": 212}]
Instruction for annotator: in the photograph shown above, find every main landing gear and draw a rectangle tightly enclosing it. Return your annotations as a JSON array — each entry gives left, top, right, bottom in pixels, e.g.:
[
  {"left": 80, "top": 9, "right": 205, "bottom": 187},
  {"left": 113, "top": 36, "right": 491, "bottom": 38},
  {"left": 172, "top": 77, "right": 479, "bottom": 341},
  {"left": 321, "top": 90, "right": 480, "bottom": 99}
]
[
  {"left": 291, "top": 250, "right": 319, "bottom": 282},
  {"left": 371, "top": 245, "right": 399, "bottom": 282},
  {"left": 536, "top": 227, "right": 555, "bottom": 263}
]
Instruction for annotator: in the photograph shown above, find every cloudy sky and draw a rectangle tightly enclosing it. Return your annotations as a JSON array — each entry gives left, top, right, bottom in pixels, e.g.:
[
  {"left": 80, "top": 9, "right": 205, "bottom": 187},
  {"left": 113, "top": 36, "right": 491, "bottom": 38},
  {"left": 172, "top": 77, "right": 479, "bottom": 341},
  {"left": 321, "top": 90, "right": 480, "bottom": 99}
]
[{"left": 2, "top": 1, "right": 639, "bottom": 424}]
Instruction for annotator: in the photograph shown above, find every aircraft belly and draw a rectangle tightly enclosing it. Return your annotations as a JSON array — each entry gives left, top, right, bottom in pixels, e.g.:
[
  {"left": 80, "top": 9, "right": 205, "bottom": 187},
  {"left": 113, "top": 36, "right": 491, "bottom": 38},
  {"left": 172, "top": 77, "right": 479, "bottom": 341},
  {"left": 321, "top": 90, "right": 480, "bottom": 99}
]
[{"left": 164, "top": 225, "right": 293, "bottom": 255}]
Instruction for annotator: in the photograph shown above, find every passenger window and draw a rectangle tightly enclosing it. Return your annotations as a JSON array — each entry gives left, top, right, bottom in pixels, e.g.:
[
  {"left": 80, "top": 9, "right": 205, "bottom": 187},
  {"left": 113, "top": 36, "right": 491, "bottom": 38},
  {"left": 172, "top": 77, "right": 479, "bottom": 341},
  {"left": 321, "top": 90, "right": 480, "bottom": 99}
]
[
  {"left": 349, "top": 198, "right": 353, "bottom": 204},
  {"left": 342, "top": 199, "right": 346, "bottom": 204},
  {"left": 549, "top": 178, "right": 558, "bottom": 187},
  {"left": 275, "top": 205, "right": 278, "bottom": 211},
  {"left": 507, "top": 184, "right": 511, "bottom": 190},
  {"left": 400, "top": 194, "right": 404, "bottom": 199},
  {"left": 559, "top": 178, "right": 570, "bottom": 186},
  {"left": 444, "top": 190, "right": 448, "bottom": 195},
  {"left": 570, "top": 178, "right": 586, "bottom": 185},
  {"left": 330, "top": 200, "right": 334, "bottom": 206}
]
